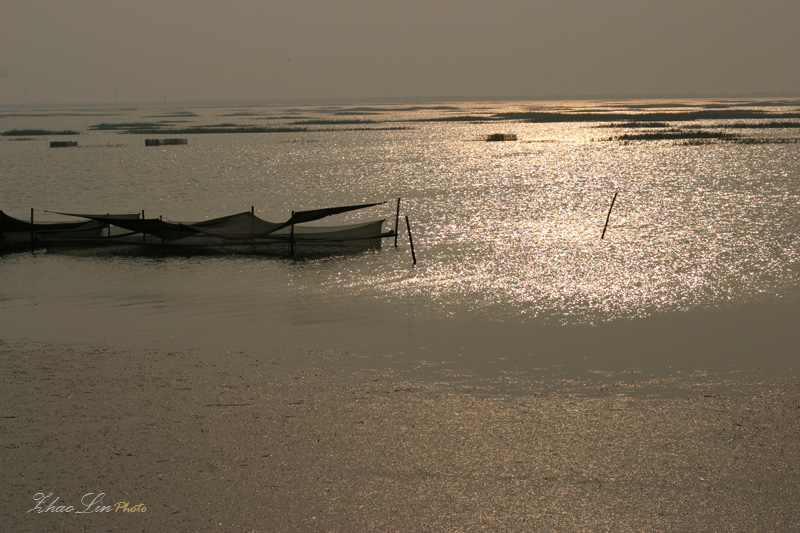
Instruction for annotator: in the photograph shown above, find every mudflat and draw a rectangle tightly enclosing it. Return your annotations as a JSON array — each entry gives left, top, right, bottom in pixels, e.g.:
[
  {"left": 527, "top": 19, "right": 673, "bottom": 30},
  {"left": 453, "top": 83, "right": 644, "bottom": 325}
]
[{"left": 2, "top": 340, "right": 798, "bottom": 531}]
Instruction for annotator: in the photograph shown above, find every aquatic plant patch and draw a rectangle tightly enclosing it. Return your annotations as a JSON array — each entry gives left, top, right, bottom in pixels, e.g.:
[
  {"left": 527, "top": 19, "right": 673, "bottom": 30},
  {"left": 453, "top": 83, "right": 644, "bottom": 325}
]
[{"left": 1, "top": 129, "right": 80, "bottom": 136}]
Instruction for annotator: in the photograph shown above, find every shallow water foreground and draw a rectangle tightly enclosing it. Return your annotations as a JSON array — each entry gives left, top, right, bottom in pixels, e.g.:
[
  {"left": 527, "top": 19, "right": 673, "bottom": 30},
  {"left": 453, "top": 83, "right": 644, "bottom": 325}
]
[{"left": 2, "top": 341, "right": 797, "bottom": 531}]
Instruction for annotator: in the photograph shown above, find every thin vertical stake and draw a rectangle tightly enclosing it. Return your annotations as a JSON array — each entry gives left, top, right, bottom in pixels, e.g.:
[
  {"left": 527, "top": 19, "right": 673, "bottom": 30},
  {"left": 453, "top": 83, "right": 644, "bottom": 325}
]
[
  {"left": 30, "top": 208, "right": 34, "bottom": 252},
  {"left": 405, "top": 215, "right": 417, "bottom": 265},
  {"left": 290, "top": 211, "right": 295, "bottom": 257},
  {"left": 394, "top": 197, "right": 401, "bottom": 247},
  {"left": 601, "top": 192, "right": 618, "bottom": 240}
]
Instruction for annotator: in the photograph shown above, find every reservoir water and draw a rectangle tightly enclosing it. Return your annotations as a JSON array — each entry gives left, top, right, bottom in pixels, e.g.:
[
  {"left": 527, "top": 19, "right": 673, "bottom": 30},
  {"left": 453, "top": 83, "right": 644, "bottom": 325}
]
[{"left": 2, "top": 99, "right": 799, "bottom": 381}]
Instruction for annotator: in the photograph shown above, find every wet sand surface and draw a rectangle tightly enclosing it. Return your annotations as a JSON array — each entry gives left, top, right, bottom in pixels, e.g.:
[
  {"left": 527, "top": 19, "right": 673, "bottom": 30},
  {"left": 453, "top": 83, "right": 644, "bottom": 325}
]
[{"left": 2, "top": 340, "right": 798, "bottom": 532}]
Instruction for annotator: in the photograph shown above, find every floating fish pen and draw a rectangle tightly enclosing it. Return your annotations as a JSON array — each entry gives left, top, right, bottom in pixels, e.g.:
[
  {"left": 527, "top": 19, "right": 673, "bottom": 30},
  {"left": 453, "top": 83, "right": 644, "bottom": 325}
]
[
  {"left": 1, "top": 201, "right": 401, "bottom": 258},
  {"left": 145, "top": 138, "right": 188, "bottom": 147},
  {"left": 50, "top": 141, "right": 78, "bottom": 148},
  {"left": 485, "top": 133, "right": 517, "bottom": 142}
]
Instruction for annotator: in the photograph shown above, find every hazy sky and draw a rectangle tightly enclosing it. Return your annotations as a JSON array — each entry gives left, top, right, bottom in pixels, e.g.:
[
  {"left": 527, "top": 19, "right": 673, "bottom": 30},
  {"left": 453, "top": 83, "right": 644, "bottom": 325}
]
[{"left": 1, "top": 0, "right": 798, "bottom": 105}]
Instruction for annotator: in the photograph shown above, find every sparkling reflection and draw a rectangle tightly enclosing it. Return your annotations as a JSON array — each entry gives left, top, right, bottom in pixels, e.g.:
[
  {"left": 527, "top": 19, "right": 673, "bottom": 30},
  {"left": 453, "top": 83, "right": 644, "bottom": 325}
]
[
  {"left": 1, "top": 101, "right": 798, "bottom": 331},
  {"left": 373, "top": 119, "right": 800, "bottom": 325}
]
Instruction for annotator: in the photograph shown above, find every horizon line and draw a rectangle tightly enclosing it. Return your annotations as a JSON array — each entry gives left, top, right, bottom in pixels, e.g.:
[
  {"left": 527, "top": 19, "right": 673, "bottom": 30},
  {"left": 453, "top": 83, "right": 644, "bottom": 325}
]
[{"left": 2, "top": 91, "right": 800, "bottom": 110}]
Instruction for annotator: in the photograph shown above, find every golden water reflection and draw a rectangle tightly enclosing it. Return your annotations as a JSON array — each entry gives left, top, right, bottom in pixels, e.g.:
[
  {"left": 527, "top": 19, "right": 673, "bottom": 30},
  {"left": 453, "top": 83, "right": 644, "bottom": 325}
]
[
  {"left": 374, "top": 127, "right": 800, "bottom": 325},
  {"left": 2, "top": 102, "right": 798, "bottom": 331}
]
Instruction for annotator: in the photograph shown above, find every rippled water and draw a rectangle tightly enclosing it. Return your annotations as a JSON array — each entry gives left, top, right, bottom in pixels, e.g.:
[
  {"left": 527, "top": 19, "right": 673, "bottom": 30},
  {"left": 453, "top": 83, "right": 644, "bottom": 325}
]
[{"left": 2, "top": 100, "right": 799, "bottom": 374}]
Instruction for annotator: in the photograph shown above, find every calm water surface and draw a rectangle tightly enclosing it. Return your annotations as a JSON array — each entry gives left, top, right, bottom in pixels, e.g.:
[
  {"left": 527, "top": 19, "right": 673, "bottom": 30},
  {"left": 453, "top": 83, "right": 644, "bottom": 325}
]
[{"left": 2, "top": 100, "right": 799, "bottom": 377}]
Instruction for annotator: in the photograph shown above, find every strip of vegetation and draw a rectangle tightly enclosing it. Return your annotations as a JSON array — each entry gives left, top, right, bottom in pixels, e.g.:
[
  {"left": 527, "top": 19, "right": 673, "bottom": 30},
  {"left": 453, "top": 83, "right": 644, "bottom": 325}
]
[
  {"left": 602, "top": 120, "right": 800, "bottom": 130},
  {"left": 90, "top": 122, "right": 308, "bottom": 134},
  {"left": 492, "top": 110, "right": 800, "bottom": 123},
  {"left": 289, "top": 119, "right": 379, "bottom": 125},
  {"left": 90, "top": 122, "right": 169, "bottom": 131},
  {"left": 351, "top": 126, "right": 410, "bottom": 131},
  {"left": 334, "top": 105, "right": 459, "bottom": 113},
  {"left": 605, "top": 102, "right": 697, "bottom": 110},
  {"left": 131, "top": 125, "right": 311, "bottom": 134},
  {"left": 401, "top": 109, "right": 800, "bottom": 124},
  {"left": 699, "top": 100, "right": 800, "bottom": 109},
  {"left": 611, "top": 130, "right": 741, "bottom": 141},
  {"left": 690, "top": 121, "right": 800, "bottom": 129},
  {"left": 599, "top": 122, "right": 671, "bottom": 128},
  {"left": 331, "top": 110, "right": 384, "bottom": 116},
  {"left": 2, "top": 128, "right": 80, "bottom": 136},
  {"left": 681, "top": 138, "right": 800, "bottom": 145},
  {"left": 89, "top": 122, "right": 409, "bottom": 134},
  {"left": 408, "top": 115, "right": 495, "bottom": 123},
  {"left": 610, "top": 128, "right": 800, "bottom": 144}
]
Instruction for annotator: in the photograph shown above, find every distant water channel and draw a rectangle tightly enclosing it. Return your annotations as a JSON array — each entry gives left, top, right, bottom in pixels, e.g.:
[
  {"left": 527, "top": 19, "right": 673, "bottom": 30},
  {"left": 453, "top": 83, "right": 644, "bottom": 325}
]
[{"left": 2, "top": 99, "right": 799, "bottom": 380}]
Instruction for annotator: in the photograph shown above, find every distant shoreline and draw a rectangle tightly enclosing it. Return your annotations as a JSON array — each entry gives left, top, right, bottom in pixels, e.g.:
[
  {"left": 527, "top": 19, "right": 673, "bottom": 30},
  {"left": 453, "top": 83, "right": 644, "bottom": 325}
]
[{"left": 2, "top": 93, "right": 800, "bottom": 112}]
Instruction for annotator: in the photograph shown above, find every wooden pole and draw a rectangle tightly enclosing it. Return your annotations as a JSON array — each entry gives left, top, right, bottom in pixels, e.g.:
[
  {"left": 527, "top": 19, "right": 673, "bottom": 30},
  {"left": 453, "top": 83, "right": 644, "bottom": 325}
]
[
  {"left": 601, "top": 192, "right": 618, "bottom": 240},
  {"left": 290, "top": 211, "right": 295, "bottom": 257},
  {"left": 405, "top": 215, "right": 417, "bottom": 265},
  {"left": 250, "top": 206, "right": 255, "bottom": 247},
  {"left": 394, "top": 197, "right": 401, "bottom": 247},
  {"left": 30, "top": 208, "right": 35, "bottom": 252}
]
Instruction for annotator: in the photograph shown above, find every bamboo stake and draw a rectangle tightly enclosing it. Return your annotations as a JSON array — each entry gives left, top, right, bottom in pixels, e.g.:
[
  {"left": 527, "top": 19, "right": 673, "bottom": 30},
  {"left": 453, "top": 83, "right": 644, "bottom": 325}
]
[
  {"left": 290, "top": 211, "right": 295, "bottom": 257},
  {"left": 394, "top": 197, "right": 401, "bottom": 247},
  {"left": 601, "top": 192, "right": 618, "bottom": 240},
  {"left": 405, "top": 215, "right": 417, "bottom": 265}
]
